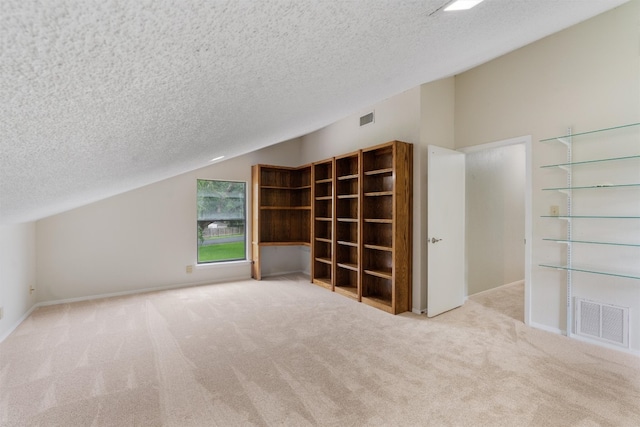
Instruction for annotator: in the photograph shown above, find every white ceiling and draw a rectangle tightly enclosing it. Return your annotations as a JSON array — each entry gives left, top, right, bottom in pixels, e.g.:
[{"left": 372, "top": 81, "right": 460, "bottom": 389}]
[{"left": 0, "top": 0, "right": 628, "bottom": 225}]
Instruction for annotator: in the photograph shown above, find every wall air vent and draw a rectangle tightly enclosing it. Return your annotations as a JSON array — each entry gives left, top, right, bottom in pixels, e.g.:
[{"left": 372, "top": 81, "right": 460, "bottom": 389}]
[
  {"left": 575, "top": 297, "right": 629, "bottom": 347},
  {"left": 360, "top": 112, "right": 374, "bottom": 127}
]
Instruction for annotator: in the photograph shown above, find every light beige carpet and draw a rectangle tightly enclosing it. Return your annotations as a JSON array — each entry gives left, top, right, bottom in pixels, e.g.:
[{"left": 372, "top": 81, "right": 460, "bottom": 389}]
[
  {"left": 1, "top": 274, "right": 639, "bottom": 426},
  {"left": 469, "top": 281, "right": 524, "bottom": 323}
]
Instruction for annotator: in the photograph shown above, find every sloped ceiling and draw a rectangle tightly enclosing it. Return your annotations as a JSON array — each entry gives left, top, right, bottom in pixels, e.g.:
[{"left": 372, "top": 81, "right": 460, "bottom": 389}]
[{"left": 0, "top": 0, "right": 628, "bottom": 224}]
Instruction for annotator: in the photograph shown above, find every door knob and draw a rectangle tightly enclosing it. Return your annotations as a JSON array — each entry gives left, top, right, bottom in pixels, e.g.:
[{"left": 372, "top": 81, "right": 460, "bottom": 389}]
[{"left": 430, "top": 237, "right": 442, "bottom": 243}]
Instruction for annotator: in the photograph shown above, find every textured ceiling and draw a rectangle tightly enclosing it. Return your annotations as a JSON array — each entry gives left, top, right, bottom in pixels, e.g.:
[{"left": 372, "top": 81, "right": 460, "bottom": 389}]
[{"left": 0, "top": 0, "right": 628, "bottom": 224}]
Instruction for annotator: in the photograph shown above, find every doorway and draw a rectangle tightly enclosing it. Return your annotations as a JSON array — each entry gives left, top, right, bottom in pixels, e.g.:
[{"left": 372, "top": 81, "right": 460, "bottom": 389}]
[{"left": 459, "top": 136, "right": 532, "bottom": 324}]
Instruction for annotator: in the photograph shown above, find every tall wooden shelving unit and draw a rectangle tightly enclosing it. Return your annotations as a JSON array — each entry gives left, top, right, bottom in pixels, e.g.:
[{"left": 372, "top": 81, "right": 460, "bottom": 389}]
[
  {"left": 252, "top": 140, "right": 412, "bottom": 314},
  {"left": 311, "top": 159, "right": 334, "bottom": 289},
  {"left": 361, "top": 141, "right": 412, "bottom": 314},
  {"left": 334, "top": 151, "right": 361, "bottom": 300},
  {"left": 251, "top": 164, "right": 311, "bottom": 280}
]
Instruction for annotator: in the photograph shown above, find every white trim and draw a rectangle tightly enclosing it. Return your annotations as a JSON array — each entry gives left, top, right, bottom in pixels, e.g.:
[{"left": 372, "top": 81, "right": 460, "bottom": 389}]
[
  {"left": 530, "top": 321, "right": 564, "bottom": 335},
  {"left": 195, "top": 260, "right": 252, "bottom": 269},
  {"left": 524, "top": 137, "right": 532, "bottom": 327},
  {"left": 530, "top": 321, "right": 640, "bottom": 356},
  {"left": 0, "top": 274, "right": 250, "bottom": 344},
  {"left": 37, "top": 276, "right": 250, "bottom": 307},
  {"left": 570, "top": 333, "right": 640, "bottom": 357},
  {"left": 412, "top": 308, "right": 427, "bottom": 315},
  {"left": 0, "top": 304, "right": 38, "bottom": 344},
  {"left": 457, "top": 135, "right": 528, "bottom": 153}
]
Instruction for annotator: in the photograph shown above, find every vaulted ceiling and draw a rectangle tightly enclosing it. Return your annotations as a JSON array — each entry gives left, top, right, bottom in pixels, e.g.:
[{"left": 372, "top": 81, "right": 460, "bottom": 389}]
[{"left": 0, "top": 0, "right": 628, "bottom": 224}]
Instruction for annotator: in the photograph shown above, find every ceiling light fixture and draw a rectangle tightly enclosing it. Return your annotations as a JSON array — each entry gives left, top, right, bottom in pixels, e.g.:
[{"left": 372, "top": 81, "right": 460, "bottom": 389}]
[
  {"left": 210, "top": 156, "right": 225, "bottom": 162},
  {"left": 444, "top": 0, "right": 485, "bottom": 11}
]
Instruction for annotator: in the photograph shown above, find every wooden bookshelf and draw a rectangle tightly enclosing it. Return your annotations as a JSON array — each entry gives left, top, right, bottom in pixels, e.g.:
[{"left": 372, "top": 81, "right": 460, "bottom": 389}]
[
  {"left": 311, "top": 159, "right": 334, "bottom": 289},
  {"left": 333, "top": 151, "right": 361, "bottom": 300},
  {"left": 360, "top": 141, "right": 412, "bottom": 314}
]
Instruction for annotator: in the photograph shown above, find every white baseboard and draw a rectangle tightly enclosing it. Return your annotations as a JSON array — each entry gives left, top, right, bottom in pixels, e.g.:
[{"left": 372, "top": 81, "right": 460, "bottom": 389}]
[
  {"left": 37, "top": 275, "right": 251, "bottom": 307},
  {"left": 0, "top": 275, "right": 252, "bottom": 344},
  {"left": 412, "top": 308, "right": 427, "bottom": 315},
  {"left": 529, "top": 321, "right": 640, "bottom": 356},
  {"left": 0, "top": 304, "right": 39, "bottom": 344},
  {"left": 570, "top": 333, "right": 640, "bottom": 356},
  {"left": 529, "top": 321, "right": 564, "bottom": 336}
]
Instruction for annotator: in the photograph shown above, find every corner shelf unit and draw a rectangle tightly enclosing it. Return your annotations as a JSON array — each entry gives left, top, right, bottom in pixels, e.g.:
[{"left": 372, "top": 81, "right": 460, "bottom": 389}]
[
  {"left": 539, "top": 122, "right": 640, "bottom": 338},
  {"left": 251, "top": 164, "right": 311, "bottom": 280}
]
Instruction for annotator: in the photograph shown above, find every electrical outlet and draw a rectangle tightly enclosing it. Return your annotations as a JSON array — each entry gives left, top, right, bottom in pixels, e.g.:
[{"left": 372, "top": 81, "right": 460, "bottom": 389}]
[
  {"left": 550, "top": 205, "right": 560, "bottom": 216},
  {"left": 0, "top": 307, "right": 4, "bottom": 320},
  {"left": 29, "top": 286, "right": 35, "bottom": 295},
  {"left": 186, "top": 265, "right": 193, "bottom": 274}
]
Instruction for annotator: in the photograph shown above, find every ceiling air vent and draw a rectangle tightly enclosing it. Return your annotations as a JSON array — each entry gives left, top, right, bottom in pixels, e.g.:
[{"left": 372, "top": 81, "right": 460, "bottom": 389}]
[{"left": 360, "top": 112, "right": 374, "bottom": 127}]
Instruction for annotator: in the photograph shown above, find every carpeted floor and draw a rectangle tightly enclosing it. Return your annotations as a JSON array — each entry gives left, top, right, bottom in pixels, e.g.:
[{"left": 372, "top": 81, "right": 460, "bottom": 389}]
[
  {"left": 1, "top": 274, "right": 639, "bottom": 426},
  {"left": 469, "top": 281, "right": 524, "bottom": 322}
]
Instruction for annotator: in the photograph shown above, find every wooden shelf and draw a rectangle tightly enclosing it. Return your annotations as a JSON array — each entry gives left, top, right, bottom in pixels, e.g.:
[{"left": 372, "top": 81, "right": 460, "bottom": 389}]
[
  {"left": 364, "top": 191, "right": 393, "bottom": 197},
  {"left": 364, "top": 168, "right": 393, "bottom": 176},
  {"left": 260, "top": 206, "right": 311, "bottom": 210},
  {"left": 258, "top": 241, "right": 310, "bottom": 247},
  {"left": 337, "top": 262, "right": 359, "bottom": 271},
  {"left": 312, "top": 277, "right": 333, "bottom": 290},
  {"left": 364, "top": 268, "right": 392, "bottom": 279},
  {"left": 363, "top": 218, "right": 392, "bottom": 223},
  {"left": 364, "top": 244, "right": 392, "bottom": 252},
  {"left": 261, "top": 185, "right": 311, "bottom": 190},
  {"left": 315, "top": 178, "right": 333, "bottom": 184},
  {"left": 361, "top": 296, "right": 392, "bottom": 313},
  {"left": 337, "top": 174, "right": 359, "bottom": 180},
  {"left": 315, "top": 237, "right": 331, "bottom": 243},
  {"left": 337, "top": 240, "right": 357, "bottom": 247},
  {"left": 337, "top": 218, "right": 358, "bottom": 222},
  {"left": 334, "top": 285, "right": 358, "bottom": 299},
  {"left": 315, "top": 257, "right": 332, "bottom": 265}
]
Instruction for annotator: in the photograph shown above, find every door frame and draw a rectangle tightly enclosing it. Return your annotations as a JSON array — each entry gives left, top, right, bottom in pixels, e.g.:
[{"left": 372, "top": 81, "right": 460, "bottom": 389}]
[{"left": 458, "top": 135, "right": 532, "bottom": 326}]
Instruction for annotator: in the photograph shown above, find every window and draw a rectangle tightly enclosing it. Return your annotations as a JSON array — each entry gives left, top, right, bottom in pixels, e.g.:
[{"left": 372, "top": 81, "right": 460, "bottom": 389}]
[{"left": 197, "top": 180, "right": 246, "bottom": 263}]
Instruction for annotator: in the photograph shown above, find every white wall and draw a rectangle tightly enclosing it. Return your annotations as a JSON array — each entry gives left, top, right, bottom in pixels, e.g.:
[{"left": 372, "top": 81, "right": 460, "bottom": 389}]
[
  {"left": 36, "top": 139, "right": 304, "bottom": 303},
  {"left": 464, "top": 144, "right": 525, "bottom": 295},
  {"left": 454, "top": 1, "right": 640, "bottom": 348},
  {"left": 0, "top": 223, "right": 37, "bottom": 341}
]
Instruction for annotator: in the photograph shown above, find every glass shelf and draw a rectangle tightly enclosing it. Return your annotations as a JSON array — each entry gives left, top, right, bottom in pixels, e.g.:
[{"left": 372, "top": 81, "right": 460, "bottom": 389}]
[
  {"left": 542, "top": 238, "right": 640, "bottom": 247},
  {"left": 539, "top": 122, "right": 640, "bottom": 142},
  {"left": 539, "top": 264, "right": 640, "bottom": 280},
  {"left": 540, "top": 154, "right": 640, "bottom": 169},
  {"left": 541, "top": 215, "right": 640, "bottom": 219},
  {"left": 542, "top": 183, "right": 640, "bottom": 191}
]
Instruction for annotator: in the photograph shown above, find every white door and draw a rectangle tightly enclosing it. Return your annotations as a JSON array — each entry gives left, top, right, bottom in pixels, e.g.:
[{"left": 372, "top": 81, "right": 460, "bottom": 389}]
[{"left": 427, "top": 145, "right": 465, "bottom": 317}]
